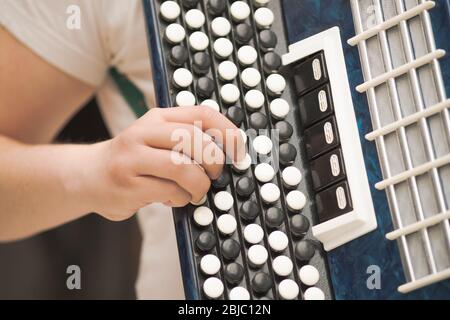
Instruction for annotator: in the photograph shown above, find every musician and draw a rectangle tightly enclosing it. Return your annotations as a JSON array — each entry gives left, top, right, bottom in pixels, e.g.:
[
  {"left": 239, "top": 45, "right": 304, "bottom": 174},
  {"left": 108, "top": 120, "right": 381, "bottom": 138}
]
[{"left": 0, "top": 0, "right": 244, "bottom": 299}]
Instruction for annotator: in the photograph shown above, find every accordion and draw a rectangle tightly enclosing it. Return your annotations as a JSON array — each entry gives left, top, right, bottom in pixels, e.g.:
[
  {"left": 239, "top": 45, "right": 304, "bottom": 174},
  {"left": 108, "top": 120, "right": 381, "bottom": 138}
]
[{"left": 143, "top": 0, "right": 450, "bottom": 299}]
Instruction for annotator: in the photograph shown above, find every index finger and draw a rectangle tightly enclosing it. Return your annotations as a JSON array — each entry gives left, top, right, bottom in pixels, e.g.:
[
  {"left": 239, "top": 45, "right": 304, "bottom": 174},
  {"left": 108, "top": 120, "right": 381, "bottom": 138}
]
[{"left": 150, "top": 106, "right": 246, "bottom": 162}]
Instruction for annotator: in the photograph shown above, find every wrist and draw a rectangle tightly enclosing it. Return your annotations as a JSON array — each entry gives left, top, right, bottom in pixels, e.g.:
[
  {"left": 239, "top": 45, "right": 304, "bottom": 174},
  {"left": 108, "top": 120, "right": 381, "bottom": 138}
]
[{"left": 60, "top": 141, "right": 111, "bottom": 215}]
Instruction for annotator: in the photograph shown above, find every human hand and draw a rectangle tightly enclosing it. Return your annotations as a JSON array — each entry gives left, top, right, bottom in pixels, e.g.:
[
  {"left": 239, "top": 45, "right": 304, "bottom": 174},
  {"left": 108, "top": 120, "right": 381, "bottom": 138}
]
[{"left": 84, "top": 106, "right": 245, "bottom": 221}]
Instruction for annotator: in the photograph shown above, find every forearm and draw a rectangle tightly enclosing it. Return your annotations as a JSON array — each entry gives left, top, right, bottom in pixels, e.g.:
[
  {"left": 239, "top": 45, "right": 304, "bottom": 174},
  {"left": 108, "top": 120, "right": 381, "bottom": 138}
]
[
  {"left": 0, "top": 135, "right": 102, "bottom": 242},
  {"left": 0, "top": 106, "right": 244, "bottom": 242}
]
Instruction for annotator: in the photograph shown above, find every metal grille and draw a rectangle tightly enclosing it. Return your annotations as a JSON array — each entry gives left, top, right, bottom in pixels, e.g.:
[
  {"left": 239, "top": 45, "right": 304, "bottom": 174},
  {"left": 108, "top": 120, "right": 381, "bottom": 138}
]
[{"left": 349, "top": 0, "right": 450, "bottom": 293}]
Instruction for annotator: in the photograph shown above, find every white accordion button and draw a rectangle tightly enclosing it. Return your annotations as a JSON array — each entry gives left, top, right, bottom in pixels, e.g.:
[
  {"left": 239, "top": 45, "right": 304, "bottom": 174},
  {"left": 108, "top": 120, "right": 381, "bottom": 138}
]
[
  {"left": 252, "top": 135, "right": 273, "bottom": 155},
  {"left": 200, "top": 254, "right": 221, "bottom": 275},
  {"left": 286, "top": 190, "right": 307, "bottom": 211},
  {"left": 201, "top": 99, "right": 220, "bottom": 112},
  {"left": 254, "top": 7, "right": 274, "bottom": 28},
  {"left": 266, "top": 74, "right": 286, "bottom": 95},
  {"left": 244, "top": 224, "right": 264, "bottom": 244},
  {"left": 272, "top": 255, "right": 293, "bottom": 277},
  {"left": 193, "top": 206, "right": 213, "bottom": 227},
  {"left": 240, "top": 129, "right": 248, "bottom": 146},
  {"left": 220, "top": 84, "right": 240, "bottom": 104},
  {"left": 233, "top": 153, "right": 252, "bottom": 172},
  {"left": 189, "top": 31, "right": 209, "bottom": 51},
  {"left": 173, "top": 68, "right": 193, "bottom": 88},
  {"left": 238, "top": 46, "right": 258, "bottom": 66},
  {"left": 268, "top": 230, "right": 288, "bottom": 252},
  {"left": 214, "top": 191, "right": 234, "bottom": 212},
  {"left": 299, "top": 265, "right": 320, "bottom": 286},
  {"left": 260, "top": 183, "right": 280, "bottom": 204},
  {"left": 160, "top": 1, "right": 181, "bottom": 22},
  {"left": 245, "top": 89, "right": 265, "bottom": 111},
  {"left": 176, "top": 91, "right": 196, "bottom": 106},
  {"left": 254, "top": 0, "right": 271, "bottom": 5},
  {"left": 211, "top": 17, "right": 231, "bottom": 37},
  {"left": 218, "top": 61, "right": 238, "bottom": 81},
  {"left": 229, "top": 287, "right": 251, "bottom": 300},
  {"left": 270, "top": 98, "right": 290, "bottom": 119},
  {"left": 217, "top": 214, "right": 237, "bottom": 235},
  {"left": 203, "top": 277, "right": 224, "bottom": 299},
  {"left": 304, "top": 287, "right": 325, "bottom": 300},
  {"left": 165, "top": 23, "right": 186, "bottom": 44},
  {"left": 242, "top": 68, "right": 262, "bottom": 88},
  {"left": 282, "top": 166, "right": 302, "bottom": 188},
  {"left": 185, "top": 9, "right": 205, "bottom": 29},
  {"left": 248, "top": 244, "right": 268, "bottom": 266},
  {"left": 214, "top": 38, "right": 234, "bottom": 59},
  {"left": 230, "top": 1, "right": 251, "bottom": 21},
  {"left": 254, "top": 163, "right": 275, "bottom": 183},
  {"left": 278, "top": 279, "right": 299, "bottom": 300}
]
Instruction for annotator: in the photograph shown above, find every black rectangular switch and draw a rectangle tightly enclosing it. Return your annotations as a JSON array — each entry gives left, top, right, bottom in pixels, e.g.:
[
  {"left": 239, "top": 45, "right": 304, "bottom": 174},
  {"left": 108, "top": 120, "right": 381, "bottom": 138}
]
[
  {"left": 298, "top": 83, "right": 334, "bottom": 128},
  {"left": 315, "top": 181, "right": 353, "bottom": 223},
  {"left": 304, "top": 116, "right": 340, "bottom": 159},
  {"left": 310, "top": 148, "right": 346, "bottom": 191},
  {"left": 293, "top": 51, "right": 329, "bottom": 96}
]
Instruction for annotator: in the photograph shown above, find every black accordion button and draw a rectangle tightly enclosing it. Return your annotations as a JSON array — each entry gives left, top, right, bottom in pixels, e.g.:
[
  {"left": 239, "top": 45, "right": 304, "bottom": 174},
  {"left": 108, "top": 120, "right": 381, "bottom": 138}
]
[
  {"left": 196, "top": 77, "right": 215, "bottom": 98},
  {"left": 295, "top": 240, "right": 315, "bottom": 261},
  {"left": 265, "top": 207, "right": 284, "bottom": 229},
  {"left": 263, "top": 52, "right": 281, "bottom": 74},
  {"left": 259, "top": 30, "right": 277, "bottom": 52},
  {"left": 235, "top": 23, "right": 254, "bottom": 45},
  {"left": 181, "top": 0, "right": 199, "bottom": 9},
  {"left": 192, "top": 52, "right": 211, "bottom": 75},
  {"left": 252, "top": 272, "right": 273, "bottom": 295},
  {"left": 221, "top": 238, "right": 241, "bottom": 261},
  {"left": 196, "top": 231, "right": 217, "bottom": 252},
  {"left": 212, "top": 170, "right": 231, "bottom": 189},
  {"left": 275, "top": 121, "right": 294, "bottom": 142},
  {"left": 226, "top": 106, "right": 245, "bottom": 127},
  {"left": 224, "top": 262, "right": 245, "bottom": 285},
  {"left": 290, "top": 214, "right": 310, "bottom": 237},
  {"left": 169, "top": 45, "right": 189, "bottom": 67},
  {"left": 240, "top": 200, "right": 260, "bottom": 222},
  {"left": 208, "top": 0, "right": 227, "bottom": 16},
  {"left": 279, "top": 143, "right": 297, "bottom": 166},
  {"left": 250, "top": 112, "right": 268, "bottom": 130},
  {"left": 236, "top": 176, "right": 255, "bottom": 198}
]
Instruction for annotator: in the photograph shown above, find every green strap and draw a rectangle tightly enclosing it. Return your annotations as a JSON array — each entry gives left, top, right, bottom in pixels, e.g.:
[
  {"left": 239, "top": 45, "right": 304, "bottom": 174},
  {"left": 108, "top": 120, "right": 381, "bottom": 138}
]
[{"left": 110, "top": 68, "right": 149, "bottom": 118}]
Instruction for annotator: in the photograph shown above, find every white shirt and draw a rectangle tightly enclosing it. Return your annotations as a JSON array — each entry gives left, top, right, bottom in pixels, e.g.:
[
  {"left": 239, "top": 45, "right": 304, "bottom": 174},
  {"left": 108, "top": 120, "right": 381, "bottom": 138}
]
[{"left": 0, "top": 0, "right": 184, "bottom": 300}]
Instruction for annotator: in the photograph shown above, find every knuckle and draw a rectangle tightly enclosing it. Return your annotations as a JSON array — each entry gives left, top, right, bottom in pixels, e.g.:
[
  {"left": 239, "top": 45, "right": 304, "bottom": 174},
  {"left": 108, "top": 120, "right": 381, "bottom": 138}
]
[
  {"left": 216, "top": 149, "right": 226, "bottom": 164},
  {"left": 190, "top": 168, "right": 211, "bottom": 202},
  {"left": 114, "top": 128, "right": 139, "bottom": 151},
  {"left": 210, "top": 163, "right": 224, "bottom": 180},
  {"left": 199, "top": 176, "right": 211, "bottom": 196},
  {"left": 138, "top": 108, "right": 164, "bottom": 125},
  {"left": 179, "top": 198, "right": 191, "bottom": 207}
]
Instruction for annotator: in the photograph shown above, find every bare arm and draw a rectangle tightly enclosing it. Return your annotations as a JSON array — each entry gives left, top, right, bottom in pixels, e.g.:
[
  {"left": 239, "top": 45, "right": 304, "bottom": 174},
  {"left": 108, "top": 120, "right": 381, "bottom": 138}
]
[
  {"left": 0, "top": 27, "right": 95, "bottom": 144},
  {"left": 0, "top": 136, "right": 102, "bottom": 241},
  {"left": 0, "top": 27, "right": 97, "bottom": 240},
  {"left": 0, "top": 28, "right": 244, "bottom": 242}
]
